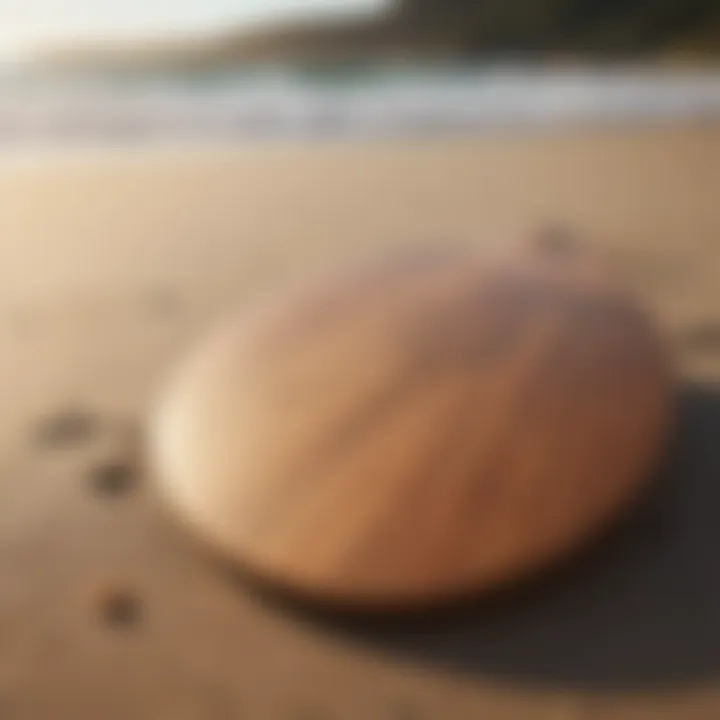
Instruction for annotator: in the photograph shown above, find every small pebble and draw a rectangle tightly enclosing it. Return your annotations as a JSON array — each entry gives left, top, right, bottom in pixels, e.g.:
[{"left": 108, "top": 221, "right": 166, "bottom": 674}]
[
  {"left": 681, "top": 321, "right": 720, "bottom": 352},
  {"left": 35, "top": 409, "right": 98, "bottom": 448},
  {"left": 90, "top": 461, "right": 136, "bottom": 498},
  {"left": 99, "top": 590, "right": 142, "bottom": 630}
]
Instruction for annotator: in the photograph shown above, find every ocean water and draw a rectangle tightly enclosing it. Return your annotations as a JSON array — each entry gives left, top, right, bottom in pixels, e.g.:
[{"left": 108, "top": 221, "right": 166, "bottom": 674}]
[{"left": 0, "top": 65, "right": 719, "bottom": 146}]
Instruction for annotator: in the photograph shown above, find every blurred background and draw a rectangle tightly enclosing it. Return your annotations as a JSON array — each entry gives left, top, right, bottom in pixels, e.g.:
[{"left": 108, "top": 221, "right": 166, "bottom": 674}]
[{"left": 1, "top": 0, "right": 720, "bottom": 144}]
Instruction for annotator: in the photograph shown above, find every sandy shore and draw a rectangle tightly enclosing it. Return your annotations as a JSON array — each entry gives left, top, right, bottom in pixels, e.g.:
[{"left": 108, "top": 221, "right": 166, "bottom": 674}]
[
  {"left": 2, "top": 125, "right": 720, "bottom": 718},
  {"left": 1, "top": 126, "right": 720, "bottom": 414},
  {"left": 2, "top": 127, "right": 720, "bottom": 296}
]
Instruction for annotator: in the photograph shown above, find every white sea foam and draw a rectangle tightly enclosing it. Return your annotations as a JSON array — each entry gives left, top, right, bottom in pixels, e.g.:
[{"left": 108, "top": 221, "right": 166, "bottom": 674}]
[{"left": 0, "top": 67, "right": 719, "bottom": 146}]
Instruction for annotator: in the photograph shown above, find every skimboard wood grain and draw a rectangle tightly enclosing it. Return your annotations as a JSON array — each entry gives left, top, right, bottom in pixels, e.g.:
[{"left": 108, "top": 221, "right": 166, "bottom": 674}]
[{"left": 151, "top": 245, "right": 674, "bottom": 608}]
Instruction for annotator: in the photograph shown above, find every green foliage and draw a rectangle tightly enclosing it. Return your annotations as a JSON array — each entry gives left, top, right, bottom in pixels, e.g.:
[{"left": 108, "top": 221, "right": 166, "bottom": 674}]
[{"left": 38, "top": 0, "right": 720, "bottom": 72}]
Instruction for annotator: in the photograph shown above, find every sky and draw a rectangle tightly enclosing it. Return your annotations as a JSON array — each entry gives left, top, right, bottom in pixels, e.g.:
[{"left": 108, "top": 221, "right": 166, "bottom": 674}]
[{"left": 0, "top": 0, "right": 390, "bottom": 59}]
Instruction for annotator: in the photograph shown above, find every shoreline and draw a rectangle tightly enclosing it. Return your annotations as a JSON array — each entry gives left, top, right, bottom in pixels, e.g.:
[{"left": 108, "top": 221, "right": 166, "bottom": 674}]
[
  {"left": 2, "top": 69, "right": 720, "bottom": 146},
  {"left": 2, "top": 117, "right": 719, "bottom": 167}
]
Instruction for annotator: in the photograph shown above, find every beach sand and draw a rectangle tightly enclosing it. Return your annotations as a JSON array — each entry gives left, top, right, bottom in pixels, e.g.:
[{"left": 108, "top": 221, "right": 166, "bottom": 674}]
[{"left": 2, "top": 125, "right": 720, "bottom": 717}]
